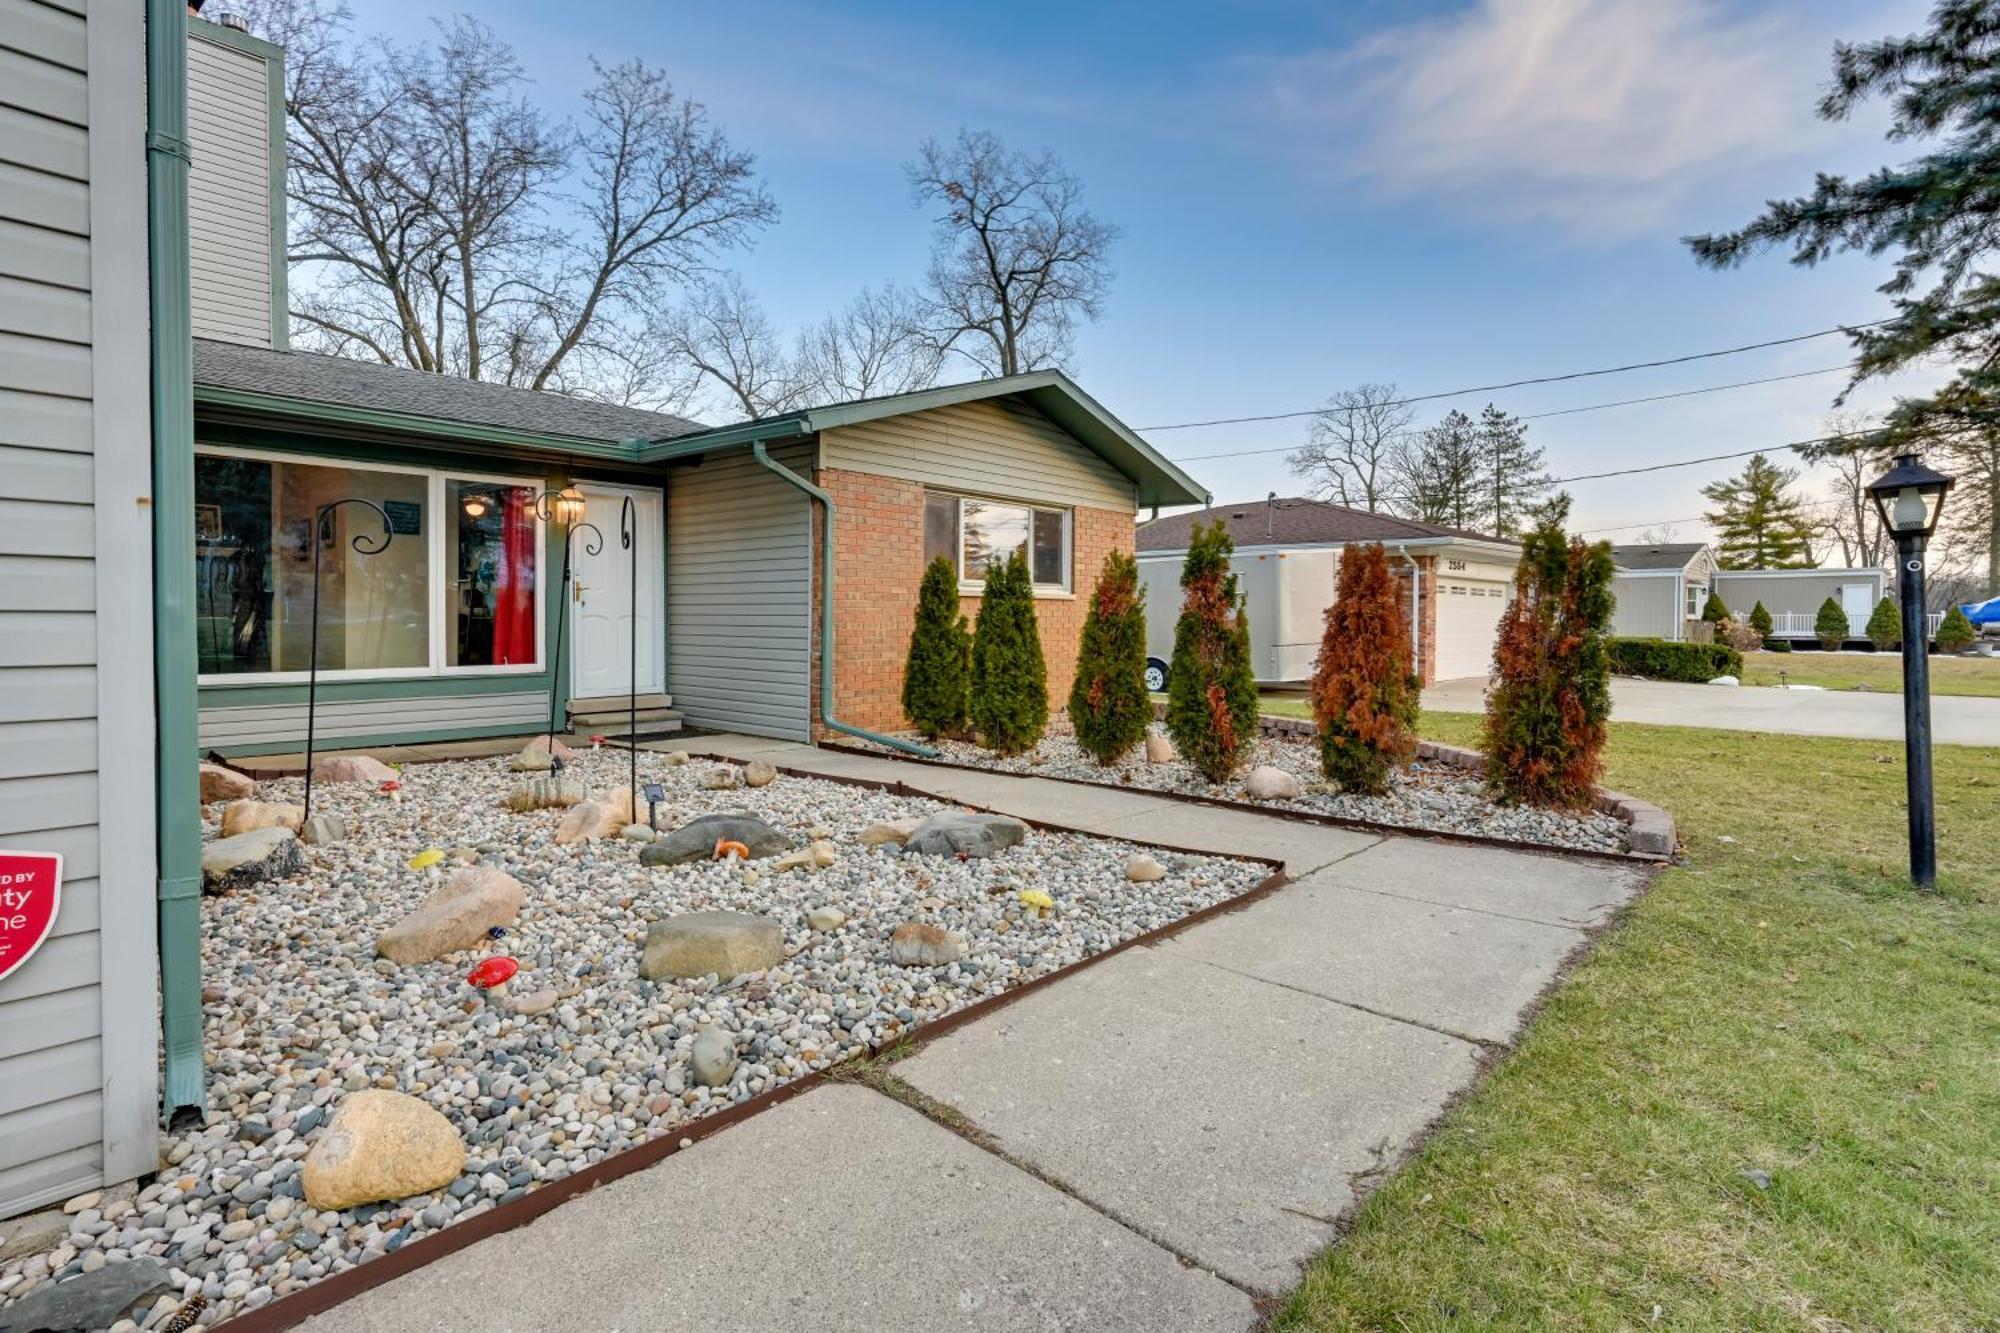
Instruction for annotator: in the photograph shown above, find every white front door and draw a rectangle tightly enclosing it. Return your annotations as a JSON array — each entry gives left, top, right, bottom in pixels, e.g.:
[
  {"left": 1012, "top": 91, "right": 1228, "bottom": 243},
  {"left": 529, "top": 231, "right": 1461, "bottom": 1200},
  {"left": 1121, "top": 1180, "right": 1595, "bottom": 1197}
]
[
  {"left": 570, "top": 483, "right": 664, "bottom": 700},
  {"left": 1841, "top": 583, "right": 1873, "bottom": 635}
]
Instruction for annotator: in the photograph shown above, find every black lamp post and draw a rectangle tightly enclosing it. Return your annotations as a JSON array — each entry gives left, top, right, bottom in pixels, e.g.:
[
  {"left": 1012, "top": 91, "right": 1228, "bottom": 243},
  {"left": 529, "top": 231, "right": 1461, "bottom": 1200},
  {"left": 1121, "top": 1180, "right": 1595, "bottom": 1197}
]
[
  {"left": 302, "top": 498, "right": 393, "bottom": 823},
  {"left": 1866, "top": 451, "right": 1954, "bottom": 889}
]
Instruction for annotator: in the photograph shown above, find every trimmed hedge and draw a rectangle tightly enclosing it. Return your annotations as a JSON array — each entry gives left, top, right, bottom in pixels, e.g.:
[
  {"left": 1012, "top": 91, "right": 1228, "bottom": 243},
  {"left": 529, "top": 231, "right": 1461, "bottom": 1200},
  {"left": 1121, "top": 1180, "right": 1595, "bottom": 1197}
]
[{"left": 1607, "top": 636, "right": 1743, "bottom": 682}]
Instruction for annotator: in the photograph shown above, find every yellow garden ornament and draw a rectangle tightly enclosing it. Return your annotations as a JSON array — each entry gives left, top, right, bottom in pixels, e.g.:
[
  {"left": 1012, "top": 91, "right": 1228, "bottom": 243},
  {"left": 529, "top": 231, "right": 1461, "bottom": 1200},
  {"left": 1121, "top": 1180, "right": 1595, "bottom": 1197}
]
[
  {"left": 1018, "top": 888, "right": 1054, "bottom": 919},
  {"left": 407, "top": 848, "right": 445, "bottom": 871}
]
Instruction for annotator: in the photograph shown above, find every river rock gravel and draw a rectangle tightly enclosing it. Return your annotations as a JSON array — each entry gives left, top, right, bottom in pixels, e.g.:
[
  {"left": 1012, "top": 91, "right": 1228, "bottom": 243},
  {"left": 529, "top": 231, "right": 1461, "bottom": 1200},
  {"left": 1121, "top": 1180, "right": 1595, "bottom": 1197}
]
[
  {"left": 0, "top": 748, "right": 1266, "bottom": 1329},
  {"left": 867, "top": 726, "right": 1630, "bottom": 854}
]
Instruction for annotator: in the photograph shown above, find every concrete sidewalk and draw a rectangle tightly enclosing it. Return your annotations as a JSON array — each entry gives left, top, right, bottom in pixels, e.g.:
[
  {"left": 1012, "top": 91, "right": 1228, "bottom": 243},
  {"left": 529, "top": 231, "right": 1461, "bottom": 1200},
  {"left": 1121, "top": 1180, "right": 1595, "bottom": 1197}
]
[
  {"left": 300, "top": 739, "right": 1649, "bottom": 1332},
  {"left": 1425, "top": 674, "right": 2000, "bottom": 746}
]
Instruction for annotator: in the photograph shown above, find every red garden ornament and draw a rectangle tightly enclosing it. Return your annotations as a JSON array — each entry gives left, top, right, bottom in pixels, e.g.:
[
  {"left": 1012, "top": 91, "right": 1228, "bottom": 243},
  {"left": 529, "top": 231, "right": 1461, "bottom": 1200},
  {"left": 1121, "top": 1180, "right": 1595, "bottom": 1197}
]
[
  {"left": 713, "top": 839, "right": 750, "bottom": 861},
  {"left": 466, "top": 956, "right": 519, "bottom": 992}
]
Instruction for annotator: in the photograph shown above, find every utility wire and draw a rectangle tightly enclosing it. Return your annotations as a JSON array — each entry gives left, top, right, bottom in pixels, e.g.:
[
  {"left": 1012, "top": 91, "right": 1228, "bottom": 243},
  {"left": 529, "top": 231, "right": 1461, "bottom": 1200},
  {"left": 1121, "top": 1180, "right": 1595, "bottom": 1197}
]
[
  {"left": 1139, "top": 315, "right": 1892, "bottom": 433},
  {"left": 1166, "top": 364, "right": 1854, "bottom": 464}
]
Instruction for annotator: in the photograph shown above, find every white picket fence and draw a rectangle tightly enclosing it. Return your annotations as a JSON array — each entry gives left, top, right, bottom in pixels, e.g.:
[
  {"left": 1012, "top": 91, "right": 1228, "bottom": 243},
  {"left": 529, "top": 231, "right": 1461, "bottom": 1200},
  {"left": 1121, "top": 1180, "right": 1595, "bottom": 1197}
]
[{"left": 1765, "top": 610, "right": 1944, "bottom": 639}]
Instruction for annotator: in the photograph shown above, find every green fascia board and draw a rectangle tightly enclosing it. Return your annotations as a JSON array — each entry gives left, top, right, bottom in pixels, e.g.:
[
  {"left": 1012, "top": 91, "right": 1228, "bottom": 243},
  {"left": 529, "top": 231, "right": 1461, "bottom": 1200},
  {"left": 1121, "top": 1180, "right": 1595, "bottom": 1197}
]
[
  {"left": 199, "top": 672, "right": 554, "bottom": 707},
  {"left": 194, "top": 384, "right": 648, "bottom": 462},
  {"left": 644, "top": 372, "right": 1211, "bottom": 507}
]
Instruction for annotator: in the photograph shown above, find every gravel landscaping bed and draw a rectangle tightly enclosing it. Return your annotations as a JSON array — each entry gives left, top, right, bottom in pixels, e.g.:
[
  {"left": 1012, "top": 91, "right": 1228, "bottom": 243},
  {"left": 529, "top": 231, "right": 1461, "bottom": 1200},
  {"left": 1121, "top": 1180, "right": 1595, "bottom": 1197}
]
[
  {"left": 0, "top": 749, "right": 1267, "bottom": 1330},
  {"left": 857, "top": 726, "right": 1631, "bottom": 855}
]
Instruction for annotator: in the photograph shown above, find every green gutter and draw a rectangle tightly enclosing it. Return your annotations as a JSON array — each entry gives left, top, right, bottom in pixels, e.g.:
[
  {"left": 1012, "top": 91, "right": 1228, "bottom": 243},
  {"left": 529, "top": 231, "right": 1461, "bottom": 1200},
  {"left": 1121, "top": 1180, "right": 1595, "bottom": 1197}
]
[
  {"left": 148, "top": 0, "right": 206, "bottom": 1121},
  {"left": 194, "top": 385, "right": 648, "bottom": 462},
  {"left": 749, "top": 441, "right": 937, "bottom": 757}
]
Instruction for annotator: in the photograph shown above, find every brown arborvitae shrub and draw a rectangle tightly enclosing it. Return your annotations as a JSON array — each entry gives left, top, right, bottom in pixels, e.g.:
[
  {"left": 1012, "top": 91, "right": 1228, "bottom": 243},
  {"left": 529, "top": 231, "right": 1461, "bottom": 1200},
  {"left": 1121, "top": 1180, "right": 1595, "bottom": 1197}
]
[
  {"left": 1483, "top": 500, "right": 1616, "bottom": 809},
  {"left": 1310, "top": 543, "right": 1419, "bottom": 794}
]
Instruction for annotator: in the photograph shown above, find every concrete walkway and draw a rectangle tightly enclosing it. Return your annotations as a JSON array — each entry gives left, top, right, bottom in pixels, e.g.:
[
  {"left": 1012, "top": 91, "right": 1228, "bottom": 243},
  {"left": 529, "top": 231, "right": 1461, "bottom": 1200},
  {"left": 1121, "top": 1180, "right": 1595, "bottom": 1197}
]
[
  {"left": 1426, "top": 674, "right": 2000, "bottom": 746},
  {"left": 300, "top": 738, "right": 1650, "bottom": 1332}
]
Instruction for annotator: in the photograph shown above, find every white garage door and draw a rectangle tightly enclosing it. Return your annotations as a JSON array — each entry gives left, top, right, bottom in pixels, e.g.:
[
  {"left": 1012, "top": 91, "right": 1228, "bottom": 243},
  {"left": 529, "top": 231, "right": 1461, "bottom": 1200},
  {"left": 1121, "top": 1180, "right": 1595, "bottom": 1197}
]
[{"left": 1434, "top": 578, "right": 1510, "bottom": 680}]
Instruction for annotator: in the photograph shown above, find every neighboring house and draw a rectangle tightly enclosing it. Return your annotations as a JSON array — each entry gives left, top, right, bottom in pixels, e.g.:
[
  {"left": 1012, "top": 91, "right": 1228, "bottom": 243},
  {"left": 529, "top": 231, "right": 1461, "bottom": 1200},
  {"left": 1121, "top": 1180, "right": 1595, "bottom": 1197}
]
[
  {"left": 1136, "top": 498, "right": 1521, "bottom": 686},
  {"left": 0, "top": 10, "right": 1206, "bottom": 1220},
  {"left": 1608, "top": 543, "right": 1886, "bottom": 643}
]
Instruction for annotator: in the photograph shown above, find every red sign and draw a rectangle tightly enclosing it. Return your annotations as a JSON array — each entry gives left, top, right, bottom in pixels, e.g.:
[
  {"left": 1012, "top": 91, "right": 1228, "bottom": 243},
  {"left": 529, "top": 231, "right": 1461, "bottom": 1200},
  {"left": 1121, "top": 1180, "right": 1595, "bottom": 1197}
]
[{"left": 0, "top": 851, "right": 63, "bottom": 984}]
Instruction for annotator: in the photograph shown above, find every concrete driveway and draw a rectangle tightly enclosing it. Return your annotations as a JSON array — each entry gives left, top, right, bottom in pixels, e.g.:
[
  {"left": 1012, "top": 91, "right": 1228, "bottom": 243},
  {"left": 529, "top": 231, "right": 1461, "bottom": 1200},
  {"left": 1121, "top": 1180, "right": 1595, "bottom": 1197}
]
[
  {"left": 297, "top": 739, "right": 1650, "bottom": 1332},
  {"left": 1426, "top": 674, "right": 2000, "bottom": 746}
]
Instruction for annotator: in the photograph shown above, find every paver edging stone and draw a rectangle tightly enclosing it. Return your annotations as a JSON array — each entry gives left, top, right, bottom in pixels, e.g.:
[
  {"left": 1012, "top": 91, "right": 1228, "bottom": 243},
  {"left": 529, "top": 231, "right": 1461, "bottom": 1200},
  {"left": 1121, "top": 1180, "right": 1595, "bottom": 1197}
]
[{"left": 201, "top": 757, "right": 1287, "bottom": 1333}]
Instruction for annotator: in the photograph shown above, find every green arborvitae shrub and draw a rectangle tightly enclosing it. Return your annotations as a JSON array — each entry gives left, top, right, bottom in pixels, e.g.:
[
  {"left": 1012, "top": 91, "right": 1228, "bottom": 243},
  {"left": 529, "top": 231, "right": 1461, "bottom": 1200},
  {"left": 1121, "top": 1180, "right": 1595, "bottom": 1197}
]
[
  {"left": 1483, "top": 501, "right": 1616, "bottom": 809},
  {"left": 1701, "top": 590, "right": 1730, "bottom": 623},
  {"left": 1310, "top": 543, "right": 1419, "bottom": 795},
  {"left": 1865, "top": 596, "right": 1901, "bottom": 650},
  {"left": 1748, "top": 600, "right": 1773, "bottom": 636},
  {"left": 902, "top": 555, "right": 971, "bottom": 739},
  {"left": 969, "top": 549, "right": 1048, "bottom": 754},
  {"left": 1068, "top": 550, "right": 1150, "bottom": 764},
  {"left": 1815, "top": 596, "right": 1850, "bottom": 650},
  {"left": 1936, "top": 604, "right": 1976, "bottom": 652},
  {"left": 1165, "top": 520, "right": 1259, "bottom": 784},
  {"left": 1607, "top": 637, "right": 1744, "bottom": 682}
]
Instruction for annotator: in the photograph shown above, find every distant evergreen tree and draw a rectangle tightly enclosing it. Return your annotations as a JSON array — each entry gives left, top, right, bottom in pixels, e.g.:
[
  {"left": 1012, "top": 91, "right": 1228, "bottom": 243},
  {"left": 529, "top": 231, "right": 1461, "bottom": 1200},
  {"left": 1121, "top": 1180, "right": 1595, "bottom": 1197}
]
[
  {"left": 1392, "top": 409, "right": 1482, "bottom": 529},
  {"left": 1474, "top": 404, "right": 1551, "bottom": 538},
  {"left": 1815, "top": 596, "right": 1851, "bottom": 650},
  {"left": 1310, "top": 543, "right": 1419, "bottom": 794},
  {"left": 1165, "top": 521, "right": 1259, "bottom": 783},
  {"left": 1749, "top": 600, "right": 1773, "bottom": 636},
  {"left": 1068, "top": 550, "right": 1150, "bottom": 764},
  {"left": 969, "top": 550, "right": 1048, "bottom": 754},
  {"left": 1701, "top": 454, "right": 1818, "bottom": 568},
  {"left": 1483, "top": 496, "right": 1616, "bottom": 809},
  {"left": 902, "top": 556, "right": 970, "bottom": 738},
  {"left": 1701, "top": 590, "right": 1730, "bottom": 623},
  {"left": 1865, "top": 596, "right": 1902, "bottom": 650},
  {"left": 1936, "top": 603, "right": 1976, "bottom": 652}
]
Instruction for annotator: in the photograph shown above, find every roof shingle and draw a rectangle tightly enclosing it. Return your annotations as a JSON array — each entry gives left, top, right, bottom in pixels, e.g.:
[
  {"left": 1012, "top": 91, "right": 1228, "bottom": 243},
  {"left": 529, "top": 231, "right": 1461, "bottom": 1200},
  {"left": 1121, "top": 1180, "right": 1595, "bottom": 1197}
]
[
  {"left": 1136, "top": 497, "right": 1506, "bottom": 552},
  {"left": 1607, "top": 543, "right": 1707, "bottom": 571}
]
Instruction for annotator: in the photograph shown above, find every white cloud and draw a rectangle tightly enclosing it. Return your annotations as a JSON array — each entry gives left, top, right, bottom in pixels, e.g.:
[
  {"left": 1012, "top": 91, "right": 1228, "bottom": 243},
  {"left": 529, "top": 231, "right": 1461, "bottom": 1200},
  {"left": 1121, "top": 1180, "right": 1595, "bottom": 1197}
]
[{"left": 1260, "top": 0, "right": 1863, "bottom": 236}]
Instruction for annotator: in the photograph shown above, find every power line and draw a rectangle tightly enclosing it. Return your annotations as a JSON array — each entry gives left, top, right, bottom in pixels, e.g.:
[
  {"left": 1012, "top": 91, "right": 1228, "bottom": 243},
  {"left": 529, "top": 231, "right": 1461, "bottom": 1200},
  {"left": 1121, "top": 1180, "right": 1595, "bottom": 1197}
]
[
  {"left": 1166, "top": 364, "right": 1854, "bottom": 464},
  {"left": 1139, "top": 316, "right": 1890, "bottom": 433}
]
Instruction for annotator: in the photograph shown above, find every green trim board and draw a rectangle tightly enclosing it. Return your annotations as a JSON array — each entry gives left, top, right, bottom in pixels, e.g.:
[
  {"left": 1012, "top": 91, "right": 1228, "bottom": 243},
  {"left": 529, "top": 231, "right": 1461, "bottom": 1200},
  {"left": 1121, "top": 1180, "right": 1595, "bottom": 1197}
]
[
  {"left": 194, "top": 385, "right": 648, "bottom": 462},
  {"left": 641, "top": 371, "right": 1210, "bottom": 507}
]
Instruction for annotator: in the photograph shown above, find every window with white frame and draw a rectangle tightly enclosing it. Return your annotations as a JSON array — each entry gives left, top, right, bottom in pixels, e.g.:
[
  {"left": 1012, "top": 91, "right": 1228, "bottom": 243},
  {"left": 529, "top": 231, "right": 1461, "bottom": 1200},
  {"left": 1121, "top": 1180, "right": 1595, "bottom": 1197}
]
[
  {"left": 1684, "top": 583, "right": 1707, "bottom": 618},
  {"left": 194, "top": 448, "right": 545, "bottom": 681},
  {"left": 922, "top": 491, "right": 1071, "bottom": 591}
]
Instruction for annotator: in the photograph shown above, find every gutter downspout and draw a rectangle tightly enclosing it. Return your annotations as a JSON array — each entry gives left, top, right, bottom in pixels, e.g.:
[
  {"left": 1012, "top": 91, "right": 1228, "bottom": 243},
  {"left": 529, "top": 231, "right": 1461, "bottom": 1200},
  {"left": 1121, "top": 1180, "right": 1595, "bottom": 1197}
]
[
  {"left": 749, "top": 441, "right": 938, "bottom": 757},
  {"left": 1392, "top": 543, "right": 1422, "bottom": 677},
  {"left": 148, "top": 0, "right": 206, "bottom": 1122}
]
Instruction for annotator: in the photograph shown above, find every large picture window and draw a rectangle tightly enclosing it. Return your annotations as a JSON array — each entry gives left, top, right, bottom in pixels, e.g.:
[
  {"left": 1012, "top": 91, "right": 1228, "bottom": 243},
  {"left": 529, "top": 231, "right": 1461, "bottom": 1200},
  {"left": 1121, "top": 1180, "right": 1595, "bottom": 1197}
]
[
  {"left": 195, "top": 448, "right": 543, "bottom": 682},
  {"left": 922, "top": 491, "right": 1071, "bottom": 591}
]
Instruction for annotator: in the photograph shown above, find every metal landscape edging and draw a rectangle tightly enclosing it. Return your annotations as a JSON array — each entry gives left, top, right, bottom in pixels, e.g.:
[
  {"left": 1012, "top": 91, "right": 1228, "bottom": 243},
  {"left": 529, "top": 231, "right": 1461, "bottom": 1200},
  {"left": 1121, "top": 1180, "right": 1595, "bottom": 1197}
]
[
  {"left": 209, "top": 758, "right": 1286, "bottom": 1333},
  {"left": 815, "top": 739, "right": 1675, "bottom": 867}
]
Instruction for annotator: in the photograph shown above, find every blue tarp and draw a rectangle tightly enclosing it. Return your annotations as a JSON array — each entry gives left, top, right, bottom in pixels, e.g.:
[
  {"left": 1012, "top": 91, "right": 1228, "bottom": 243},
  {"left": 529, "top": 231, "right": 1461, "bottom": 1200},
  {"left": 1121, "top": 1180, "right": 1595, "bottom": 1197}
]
[{"left": 1960, "top": 597, "right": 2000, "bottom": 627}]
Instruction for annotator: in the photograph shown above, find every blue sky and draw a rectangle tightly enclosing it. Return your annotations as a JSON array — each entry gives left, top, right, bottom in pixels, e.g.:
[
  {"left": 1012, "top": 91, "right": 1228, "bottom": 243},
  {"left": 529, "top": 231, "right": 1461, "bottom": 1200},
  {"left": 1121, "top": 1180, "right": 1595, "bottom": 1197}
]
[{"left": 335, "top": 0, "right": 1938, "bottom": 543}]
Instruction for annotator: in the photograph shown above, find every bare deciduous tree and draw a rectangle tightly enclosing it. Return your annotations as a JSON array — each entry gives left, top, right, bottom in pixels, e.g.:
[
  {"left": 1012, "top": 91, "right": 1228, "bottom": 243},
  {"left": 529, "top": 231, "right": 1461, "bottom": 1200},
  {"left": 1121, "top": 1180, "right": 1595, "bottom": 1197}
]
[
  {"left": 793, "top": 285, "right": 942, "bottom": 403},
  {"left": 248, "top": 0, "right": 775, "bottom": 398},
  {"left": 1286, "top": 383, "right": 1413, "bottom": 511},
  {"left": 657, "top": 277, "right": 806, "bottom": 420},
  {"left": 1817, "top": 412, "right": 1893, "bottom": 570},
  {"left": 908, "top": 130, "right": 1119, "bottom": 377}
]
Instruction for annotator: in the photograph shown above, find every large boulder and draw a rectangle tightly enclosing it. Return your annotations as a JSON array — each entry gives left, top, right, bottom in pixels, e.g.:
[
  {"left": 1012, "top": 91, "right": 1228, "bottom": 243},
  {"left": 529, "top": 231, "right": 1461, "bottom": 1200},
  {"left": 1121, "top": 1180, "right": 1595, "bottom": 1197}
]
[
  {"left": 889, "top": 922, "right": 964, "bottom": 967},
  {"left": 198, "top": 761, "right": 255, "bottom": 804},
  {"left": 377, "top": 868, "right": 525, "bottom": 965},
  {"left": 0, "top": 1256, "right": 174, "bottom": 1333},
  {"left": 743, "top": 760, "right": 778, "bottom": 788},
  {"left": 1243, "top": 766, "right": 1304, "bottom": 801},
  {"left": 301, "top": 812, "right": 347, "bottom": 847},
  {"left": 858, "top": 817, "right": 921, "bottom": 847},
  {"left": 640, "top": 910, "right": 784, "bottom": 980},
  {"left": 201, "top": 827, "right": 303, "bottom": 894},
  {"left": 219, "top": 799, "right": 303, "bottom": 837},
  {"left": 300, "top": 1090, "right": 465, "bottom": 1211},
  {"left": 639, "top": 813, "right": 790, "bottom": 867},
  {"left": 902, "top": 811, "right": 1029, "bottom": 859},
  {"left": 555, "top": 787, "right": 635, "bottom": 845},
  {"left": 688, "top": 1026, "right": 738, "bottom": 1087},
  {"left": 519, "top": 735, "right": 577, "bottom": 761},
  {"left": 1144, "top": 729, "right": 1176, "bottom": 765},
  {"left": 311, "top": 754, "right": 398, "bottom": 784},
  {"left": 502, "top": 775, "right": 586, "bottom": 812},
  {"left": 509, "top": 747, "right": 556, "bottom": 773}
]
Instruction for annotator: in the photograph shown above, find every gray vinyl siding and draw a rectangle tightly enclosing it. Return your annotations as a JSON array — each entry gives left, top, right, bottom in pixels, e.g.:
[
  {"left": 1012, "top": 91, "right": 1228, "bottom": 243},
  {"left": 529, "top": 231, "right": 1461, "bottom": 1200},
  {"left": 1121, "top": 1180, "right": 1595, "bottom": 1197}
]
[
  {"left": 0, "top": 0, "right": 157, "bottom": 1218},
  {"left": 667, "top": 442, "right": 813, "bottom": 741},
  {"left": 198, "top": 690, "right": 549, "bottom": 751},
  {"left": 1714, "top": 570, "right": 1883, "bottom": 624},
  {"left": 819, "top": 397, "right": 1137, "bottom": 513},
  {"left": 1610, "top": 573, "right": 1681, "bottom": 640},
  {"left": 188, "top": 23, "right": 281, "bottom": 347}
]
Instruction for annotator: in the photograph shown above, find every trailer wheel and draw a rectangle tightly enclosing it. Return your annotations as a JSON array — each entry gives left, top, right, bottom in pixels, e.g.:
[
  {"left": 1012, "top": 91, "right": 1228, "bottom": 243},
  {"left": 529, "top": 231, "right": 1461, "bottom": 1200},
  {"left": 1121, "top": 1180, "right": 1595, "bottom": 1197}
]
[{"left": 1143, "top": 658, "right": 1168, "bottom": 693}]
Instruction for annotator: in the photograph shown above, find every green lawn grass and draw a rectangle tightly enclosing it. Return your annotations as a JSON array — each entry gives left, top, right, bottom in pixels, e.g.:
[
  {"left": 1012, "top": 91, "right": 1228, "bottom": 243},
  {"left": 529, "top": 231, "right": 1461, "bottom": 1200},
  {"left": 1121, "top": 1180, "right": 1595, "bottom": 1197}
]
[
  {"left": 1274, "top": 713, "right": 1999, "bottom": 1332},
  {"left": 1738, "top": 650, "right": 2000, "bottom": 697}
]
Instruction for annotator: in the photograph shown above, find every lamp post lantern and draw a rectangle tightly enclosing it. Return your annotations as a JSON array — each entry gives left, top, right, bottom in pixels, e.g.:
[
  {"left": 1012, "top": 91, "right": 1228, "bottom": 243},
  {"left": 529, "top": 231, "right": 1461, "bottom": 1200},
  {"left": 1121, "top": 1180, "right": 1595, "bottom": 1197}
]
[{"left": 1865, "top": 451, "right": 1954, "bottom": 889}]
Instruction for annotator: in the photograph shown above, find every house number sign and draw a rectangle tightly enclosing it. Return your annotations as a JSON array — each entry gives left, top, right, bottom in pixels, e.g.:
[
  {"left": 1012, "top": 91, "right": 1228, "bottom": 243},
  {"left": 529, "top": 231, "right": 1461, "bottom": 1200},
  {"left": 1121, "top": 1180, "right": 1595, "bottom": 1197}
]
[{"left": 0, "top": 850, "right": 63, "bottom": 984}]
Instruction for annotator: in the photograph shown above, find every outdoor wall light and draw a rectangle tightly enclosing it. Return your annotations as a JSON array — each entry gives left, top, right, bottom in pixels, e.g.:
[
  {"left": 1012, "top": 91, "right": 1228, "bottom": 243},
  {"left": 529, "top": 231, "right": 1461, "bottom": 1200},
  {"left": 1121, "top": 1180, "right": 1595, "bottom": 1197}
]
[
  {"left": 461, "top": 491, "right": 490, "bottom": 519},
  {"left": 1864, "top": 450, "right": 1955, "bottom": 889},
  {"left": 550, "top": 485, "right": 588, "bottom": 527},
  {"left": 1867, "top": 452, "right": 1952, "bottom": 540}
]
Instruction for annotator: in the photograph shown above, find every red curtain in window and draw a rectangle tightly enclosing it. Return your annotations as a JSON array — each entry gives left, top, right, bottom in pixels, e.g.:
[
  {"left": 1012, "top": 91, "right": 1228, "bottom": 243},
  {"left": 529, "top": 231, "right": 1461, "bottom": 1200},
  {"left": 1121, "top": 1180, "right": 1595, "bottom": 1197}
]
[{"left": 492, "top": 488, "right": 537, "bottom": 665}]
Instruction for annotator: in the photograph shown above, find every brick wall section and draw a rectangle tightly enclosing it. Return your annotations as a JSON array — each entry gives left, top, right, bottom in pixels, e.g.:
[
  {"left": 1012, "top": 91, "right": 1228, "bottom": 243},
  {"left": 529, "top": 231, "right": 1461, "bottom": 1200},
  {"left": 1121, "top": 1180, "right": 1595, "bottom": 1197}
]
[
  {"left": 810, "top": 465, "right": 1135, "bottom": 737},
  {"left": 1386, "top": 555, "right": 1439, "bottom": 685}
]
